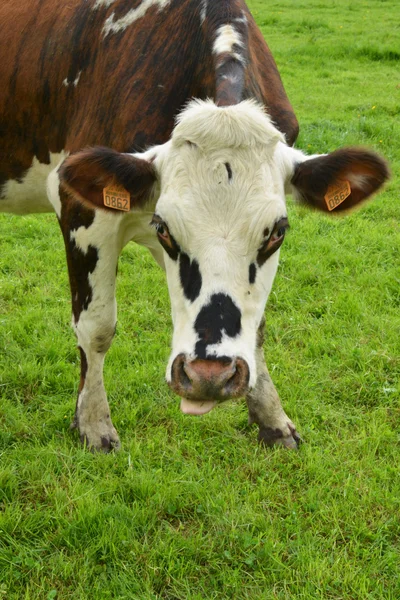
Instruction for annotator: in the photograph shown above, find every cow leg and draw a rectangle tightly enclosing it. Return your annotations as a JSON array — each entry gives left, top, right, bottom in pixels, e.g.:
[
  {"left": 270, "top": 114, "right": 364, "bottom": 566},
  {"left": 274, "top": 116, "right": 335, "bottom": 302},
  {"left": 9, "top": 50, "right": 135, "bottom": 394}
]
[
  {"left": 246, "top": 318, "right": 301, "bottom": 449},
  {"left": 57, "top": 192, "right": 124, "bottom": 451}
]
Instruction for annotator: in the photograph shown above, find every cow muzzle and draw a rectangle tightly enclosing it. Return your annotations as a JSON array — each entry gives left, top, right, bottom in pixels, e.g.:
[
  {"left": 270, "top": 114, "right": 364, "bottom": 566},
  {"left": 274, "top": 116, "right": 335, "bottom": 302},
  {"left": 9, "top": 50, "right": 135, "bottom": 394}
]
[{"left": 169, "top": 354, "right": 250, "bottom": 415}]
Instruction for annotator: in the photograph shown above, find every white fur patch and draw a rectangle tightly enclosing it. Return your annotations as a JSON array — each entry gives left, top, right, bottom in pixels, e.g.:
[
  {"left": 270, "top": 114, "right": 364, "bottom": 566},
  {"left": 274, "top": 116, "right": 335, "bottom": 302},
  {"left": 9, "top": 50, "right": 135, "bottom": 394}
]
[
  {"left": 46, "top": 155, "right": 69, "bottom": 217},
  {"left": 213, "top": 24, "right": 245, "bottom": 63},
  {"left": 174, "top": 99, "right": 284, "bottom": 151},
  {"left": 200, "top": 0, "right": 207, "bottom": 23},
  {"left": 62, "top": 71, "right": 82, "bottom": 88},
  {"left": 93, "top": 0, "right": 118, "bottom": 8},
  {"left": 0, "top": 152, "right": 67, "bottom": 215},
  {"left": 233, "top": 12, "right": 248, "bottom": 25},
  {"left": 347, "top": 172, "right": 371, "bottom": 190},
  {"left": 102, "top": 0, "right": 171, "bottom": 36}
]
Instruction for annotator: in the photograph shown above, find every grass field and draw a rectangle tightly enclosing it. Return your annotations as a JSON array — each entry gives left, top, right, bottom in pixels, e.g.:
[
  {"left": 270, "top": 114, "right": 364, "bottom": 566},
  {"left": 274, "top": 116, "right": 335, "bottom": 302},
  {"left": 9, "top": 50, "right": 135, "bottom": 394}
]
[{"left": 1, "top": 0, "right": 399, "bottom": 598}]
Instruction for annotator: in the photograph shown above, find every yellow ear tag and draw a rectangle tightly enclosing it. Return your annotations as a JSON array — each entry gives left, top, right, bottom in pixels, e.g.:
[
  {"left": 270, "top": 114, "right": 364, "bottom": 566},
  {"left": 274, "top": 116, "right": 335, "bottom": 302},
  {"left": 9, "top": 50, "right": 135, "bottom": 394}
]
[
  {"left": 103, "top": 185, "right": 131, "bottom": 212},
  {"left": 324, "top": 180, "right": 351, "bottom": 211}
]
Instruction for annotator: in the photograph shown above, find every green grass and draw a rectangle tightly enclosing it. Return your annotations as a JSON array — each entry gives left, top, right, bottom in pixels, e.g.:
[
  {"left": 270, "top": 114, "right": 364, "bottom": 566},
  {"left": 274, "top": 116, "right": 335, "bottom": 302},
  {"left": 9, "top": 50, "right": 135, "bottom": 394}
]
[{"left": 1, "top": 0, "right": 399, "bottom": 598}]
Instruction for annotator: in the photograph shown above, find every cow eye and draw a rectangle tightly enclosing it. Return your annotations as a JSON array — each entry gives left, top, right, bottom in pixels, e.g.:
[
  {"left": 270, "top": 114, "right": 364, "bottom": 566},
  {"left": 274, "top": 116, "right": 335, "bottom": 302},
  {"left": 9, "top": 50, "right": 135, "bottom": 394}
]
[
  {"left": 270, "top": 226, "right": 286, "bottom": 243},
  {"left": 151, "top": 216, "right": 171, "bottom": 244},
  {"left": 156, "top": 222, "right": 169, "bottom": 241},
  {"left": 258, "top": 219, "right": 289, "bottom": 255}
]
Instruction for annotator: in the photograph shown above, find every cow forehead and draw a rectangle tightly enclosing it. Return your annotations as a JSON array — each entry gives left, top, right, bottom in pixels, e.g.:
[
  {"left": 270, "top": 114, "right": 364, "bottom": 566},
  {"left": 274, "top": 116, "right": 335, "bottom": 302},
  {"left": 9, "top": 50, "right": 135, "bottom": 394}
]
[
  {"left": 171, "top": 99, "right": 285, "bottom": 151},
  {"left": 158, "top": 155, "right": 285, "bottom": 249},
  {"left": 155, "top": 101, "right": 287, "bottom": 252}
]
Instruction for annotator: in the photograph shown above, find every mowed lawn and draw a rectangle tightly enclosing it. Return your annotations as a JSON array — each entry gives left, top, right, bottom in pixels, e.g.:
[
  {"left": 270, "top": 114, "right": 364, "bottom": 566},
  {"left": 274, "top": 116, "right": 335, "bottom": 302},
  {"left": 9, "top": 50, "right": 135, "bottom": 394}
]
[{"left": 1, "top": 0, "right": 399, "bottom": 598}]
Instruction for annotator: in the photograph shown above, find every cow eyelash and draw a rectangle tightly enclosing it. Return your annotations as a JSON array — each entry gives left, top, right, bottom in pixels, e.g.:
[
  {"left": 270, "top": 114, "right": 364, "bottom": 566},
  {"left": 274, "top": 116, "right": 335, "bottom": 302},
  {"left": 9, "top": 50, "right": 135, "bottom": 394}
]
[
  {"left": 155, "top": 222, "right": 166, "bottom": 235},
  {"left": 150, "top": 216, "right": 165, "bottom": 231},
  {"left": 150, "top": 216, "right": 171, "bottom": 243}
]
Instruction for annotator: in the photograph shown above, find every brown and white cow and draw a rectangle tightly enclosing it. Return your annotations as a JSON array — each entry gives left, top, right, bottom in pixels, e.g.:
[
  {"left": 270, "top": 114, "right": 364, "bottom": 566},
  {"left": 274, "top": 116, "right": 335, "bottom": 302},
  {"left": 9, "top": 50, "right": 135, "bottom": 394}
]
[{"left": 0, "top": 0, "right": 389, "bottom": 451}]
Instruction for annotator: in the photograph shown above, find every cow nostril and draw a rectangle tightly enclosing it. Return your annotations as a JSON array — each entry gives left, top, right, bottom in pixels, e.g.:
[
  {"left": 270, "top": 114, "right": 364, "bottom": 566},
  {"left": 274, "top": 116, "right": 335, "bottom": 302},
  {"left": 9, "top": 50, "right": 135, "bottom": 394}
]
[
  {"left": 221, "top": 359, "right": 237, "bottom": 387},
  {"left": 178, "top": 358, "right": 192, "bottom": 389},
  {"left": 223, "top": 357, "right": 249, "bottom": 395},
  {"left": 181, "top": 367, "right": 191, "bottom": 388},
  {"left": 171, "top": 353, "right": 192, "bottom": 391}
]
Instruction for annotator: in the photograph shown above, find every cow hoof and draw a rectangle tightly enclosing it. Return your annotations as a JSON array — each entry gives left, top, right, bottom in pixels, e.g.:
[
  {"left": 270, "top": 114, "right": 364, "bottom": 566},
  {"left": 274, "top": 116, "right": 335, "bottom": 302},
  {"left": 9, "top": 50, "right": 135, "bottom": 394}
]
[
  {"left": 258, "top": 423, "right": 302, "bottom": 450},
  {"left": 71, "top": 419, "right": 121, "bottom": 452},
  {"left": 80, "top": 430, "right": 121, "bottom": 452}
]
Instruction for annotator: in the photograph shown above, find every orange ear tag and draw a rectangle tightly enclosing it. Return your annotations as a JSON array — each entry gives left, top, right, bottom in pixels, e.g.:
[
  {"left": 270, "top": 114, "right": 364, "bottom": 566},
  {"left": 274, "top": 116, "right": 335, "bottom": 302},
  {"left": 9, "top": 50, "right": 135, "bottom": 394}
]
[
  {"left": 324, "top": 180, "right": 351, "bottom": 211},
  {"left": 103, "top": 185, "right": 131, "bottom": 212}
]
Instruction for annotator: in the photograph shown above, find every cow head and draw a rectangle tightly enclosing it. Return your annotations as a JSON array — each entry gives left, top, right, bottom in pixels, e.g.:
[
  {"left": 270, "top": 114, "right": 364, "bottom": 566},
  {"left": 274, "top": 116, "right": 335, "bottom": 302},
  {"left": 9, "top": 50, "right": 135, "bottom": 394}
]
[{"left": 60, "top": 100, "right": 389, "bottom": 414}]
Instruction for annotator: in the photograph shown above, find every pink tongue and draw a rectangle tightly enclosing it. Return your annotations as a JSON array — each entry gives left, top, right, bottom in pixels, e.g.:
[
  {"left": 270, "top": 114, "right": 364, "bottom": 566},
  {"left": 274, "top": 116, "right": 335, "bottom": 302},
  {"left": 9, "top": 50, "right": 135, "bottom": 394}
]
[{"left": 180, "top": 398, "right": 217, "bottom": 416}]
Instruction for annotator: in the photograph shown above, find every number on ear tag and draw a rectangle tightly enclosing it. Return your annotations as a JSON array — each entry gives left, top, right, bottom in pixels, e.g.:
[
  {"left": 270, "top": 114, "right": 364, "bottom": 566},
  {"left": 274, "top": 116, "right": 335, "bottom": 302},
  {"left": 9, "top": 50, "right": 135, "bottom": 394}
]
[
  {"left": 324, "top": 180, "right": 351, "bottom": 211},
  {"left": 103, "top": 185, "right": 131, "bottom": 212}
]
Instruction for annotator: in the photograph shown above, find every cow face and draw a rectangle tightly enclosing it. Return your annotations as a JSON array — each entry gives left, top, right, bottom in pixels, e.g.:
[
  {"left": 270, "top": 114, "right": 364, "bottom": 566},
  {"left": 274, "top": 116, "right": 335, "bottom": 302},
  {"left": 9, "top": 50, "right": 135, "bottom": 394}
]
[
  {"left": 60, "top": 100, "right": 389, "bottom": 415},
  {"left": 152, "top": 101, "right": 288, "bottom": 412}
]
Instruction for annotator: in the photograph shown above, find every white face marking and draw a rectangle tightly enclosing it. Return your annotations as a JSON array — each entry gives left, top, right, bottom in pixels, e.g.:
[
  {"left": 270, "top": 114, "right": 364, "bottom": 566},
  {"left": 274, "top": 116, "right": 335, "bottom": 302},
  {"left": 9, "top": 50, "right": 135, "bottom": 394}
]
[
  {"left": 102, "top": 0, "right": 171, "bottom": 36},
  {"left": 152, "top": 100, "right": 290, "bottom": 386},
  {"left": 213, "top": 24, "right": 245, "bottom": 64},
  {"left": 0, "top": 152, "right": 67, "bottom": 215}
]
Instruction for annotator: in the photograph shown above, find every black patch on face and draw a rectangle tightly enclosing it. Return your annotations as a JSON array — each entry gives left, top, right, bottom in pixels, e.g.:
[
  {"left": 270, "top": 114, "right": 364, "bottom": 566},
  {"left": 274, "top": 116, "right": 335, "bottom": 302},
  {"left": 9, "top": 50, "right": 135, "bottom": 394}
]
[
  {"left": 256, "top": 243, "right": 281, "bottom": 268},
  {"left": 194, "top": 293, "right": 242, "bottom": 359},
  {"left": 179, "top": 253, "right": 202, "bottom": 302},
  {"left": 249, "top": 262, "right": 257, "bottom": 284},
  {"left": 225, "top": 162, "right": 233, "bottom": 181}
]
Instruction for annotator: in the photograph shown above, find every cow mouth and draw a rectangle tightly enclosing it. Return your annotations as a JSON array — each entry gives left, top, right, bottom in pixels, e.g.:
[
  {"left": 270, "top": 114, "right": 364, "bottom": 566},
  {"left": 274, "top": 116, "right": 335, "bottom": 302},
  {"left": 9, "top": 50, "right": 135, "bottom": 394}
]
[{"left": 180, "top": 398, "right": 217, "bottom": 416}]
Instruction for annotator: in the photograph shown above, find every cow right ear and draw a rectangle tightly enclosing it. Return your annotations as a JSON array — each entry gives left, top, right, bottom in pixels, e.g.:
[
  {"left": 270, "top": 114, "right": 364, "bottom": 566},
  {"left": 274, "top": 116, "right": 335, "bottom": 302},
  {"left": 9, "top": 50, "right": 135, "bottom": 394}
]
[{"left": 59, "top": 147, "right": 157, "bottom": 211}]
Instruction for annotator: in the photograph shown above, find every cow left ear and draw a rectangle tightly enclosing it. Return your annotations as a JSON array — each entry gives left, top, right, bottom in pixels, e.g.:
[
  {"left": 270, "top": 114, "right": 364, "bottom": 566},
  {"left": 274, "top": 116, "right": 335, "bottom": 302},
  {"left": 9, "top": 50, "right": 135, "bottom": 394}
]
[
  {"left": 59, "top": 146, "right": 157, "bottom": 211},
  {"left": 289, "top": 148, "right": 389, "bottom": 213}
]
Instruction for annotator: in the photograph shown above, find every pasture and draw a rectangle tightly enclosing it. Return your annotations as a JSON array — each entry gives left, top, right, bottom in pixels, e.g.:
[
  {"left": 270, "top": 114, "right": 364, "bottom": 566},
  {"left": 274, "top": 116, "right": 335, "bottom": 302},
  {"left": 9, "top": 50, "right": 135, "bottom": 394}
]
[{"left": 0, "top": 0, "right": 399, "bottom": 598}]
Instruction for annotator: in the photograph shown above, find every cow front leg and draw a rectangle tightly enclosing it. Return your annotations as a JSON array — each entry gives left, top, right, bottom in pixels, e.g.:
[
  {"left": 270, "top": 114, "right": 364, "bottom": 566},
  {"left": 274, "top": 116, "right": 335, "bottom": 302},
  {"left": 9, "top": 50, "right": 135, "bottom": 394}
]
[
  {"left": 59, "top": 196, "right": 123, "bottom": 451},
  {"left": 246, "top": 318, "right": 301, "bottom": 449}
]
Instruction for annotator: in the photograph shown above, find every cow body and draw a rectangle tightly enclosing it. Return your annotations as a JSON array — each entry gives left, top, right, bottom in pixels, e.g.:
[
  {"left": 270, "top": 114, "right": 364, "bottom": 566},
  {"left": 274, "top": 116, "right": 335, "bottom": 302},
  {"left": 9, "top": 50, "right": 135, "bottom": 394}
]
[
  {"left": 0, "top": 0, "right": 298, "bottom": 208},
  {"left": 0, "top": 0, "right": 388, "bottom": 450}
]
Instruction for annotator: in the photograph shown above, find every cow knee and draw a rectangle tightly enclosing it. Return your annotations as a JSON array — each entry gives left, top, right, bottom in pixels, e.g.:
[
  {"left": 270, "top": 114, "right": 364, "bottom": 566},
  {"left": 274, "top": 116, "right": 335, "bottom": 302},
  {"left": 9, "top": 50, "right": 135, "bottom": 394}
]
[
  {"left": 93, "top": 324, "right": 117, "bottom": 353},
  {"left": 74, "top": 316, "right": 117, "bottom": 355}
]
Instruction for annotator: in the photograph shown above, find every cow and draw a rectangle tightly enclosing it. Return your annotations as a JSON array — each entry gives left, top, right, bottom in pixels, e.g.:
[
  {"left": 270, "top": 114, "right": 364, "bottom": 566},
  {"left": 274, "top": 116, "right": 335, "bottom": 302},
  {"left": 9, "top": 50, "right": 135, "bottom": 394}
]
[{"left": 0, "top": 0, "right": 389, "bottom": 451}]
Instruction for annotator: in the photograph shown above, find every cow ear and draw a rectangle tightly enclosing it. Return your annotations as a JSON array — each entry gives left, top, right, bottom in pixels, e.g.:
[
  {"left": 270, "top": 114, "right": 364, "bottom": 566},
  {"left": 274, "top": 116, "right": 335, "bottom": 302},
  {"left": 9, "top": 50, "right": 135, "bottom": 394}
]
[
  {"left": 290, "top": 148, "right": 389, "bottom": 213},
  {"left": 59, "top": 147, "right": 157, "bottom": 211}
]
